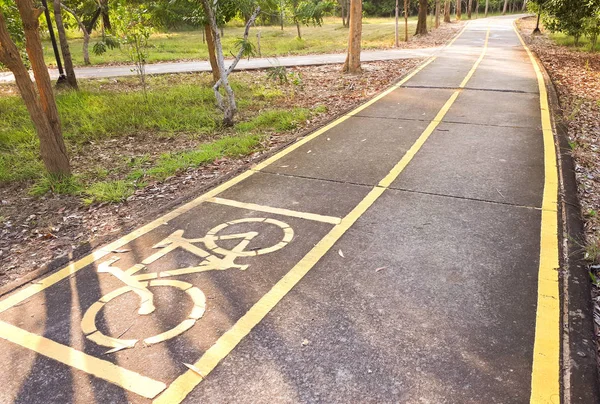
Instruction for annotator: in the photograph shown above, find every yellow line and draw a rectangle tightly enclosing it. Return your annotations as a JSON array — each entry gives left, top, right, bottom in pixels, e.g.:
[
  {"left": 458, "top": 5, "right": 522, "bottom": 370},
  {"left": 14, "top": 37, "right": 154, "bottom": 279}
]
[
  {"left": 207, "top": 197, "right": 341, "bottom": 224},
  {"left": 154, "top": 27, "right": 490, "bottom": 404},
  {"left": 379, "top": 28, "right": 490, "bottom": 189},
  {"left": 513, "top": 22, "right": 561, "bottom": 404},
  {"left": 0, "top": 321, "right": 167, "bottom": 399}
]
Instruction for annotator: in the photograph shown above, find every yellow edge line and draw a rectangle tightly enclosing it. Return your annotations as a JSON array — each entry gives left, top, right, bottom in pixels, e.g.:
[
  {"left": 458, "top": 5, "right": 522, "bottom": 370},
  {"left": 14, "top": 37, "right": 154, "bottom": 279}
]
[
  {"left": 154, "top": 27, "right": 489, "bottom": 404},
  {"left": 207, "top": 197, "right": 341, "bottom": 224},
  {"left": 513, "top": 22, "right": 561, "bottom": 404},
  {"left": 0, "top": 321, "right": 167, "bottom": 399}
]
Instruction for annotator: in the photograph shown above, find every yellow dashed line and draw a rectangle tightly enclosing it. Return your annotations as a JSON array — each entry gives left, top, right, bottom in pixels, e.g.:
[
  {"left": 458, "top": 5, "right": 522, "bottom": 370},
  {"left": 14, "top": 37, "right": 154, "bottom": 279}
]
[{"left": 513, "top": 22, "right": 561, "bottom": 404}]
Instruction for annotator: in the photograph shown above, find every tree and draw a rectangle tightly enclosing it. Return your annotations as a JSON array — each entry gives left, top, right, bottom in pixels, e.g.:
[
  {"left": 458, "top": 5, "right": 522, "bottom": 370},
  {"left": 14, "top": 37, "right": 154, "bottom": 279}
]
[
  {"left": 502, "top": 0, "right": 508, "bottom": 14},
  {"left": 456, "top": 0, "right": 462, "bottom": 19},
  {"left": 53, "top": 0, "right": 78, "bottom": 88},
  {"left": 201, "top": 0, "right": 261, "bottom": 126},
  {"left": 0, "top": 1, "right": 71, "bottom": 176},
  {"left": 342, "top": 0, "right": 362, "bottom": 73},
  {"left": 484, "top": 0, "right": 489, "bottom": 16},
  {"left": 395, "top": 0, "right": 399, "bottom": 46},
  {"left": 60, "top": 2, "right": 91, "bottom": 65},
  {"left": 444, "top": 0, "right": 451, "bottom": 21},
  {"left": 543, "top": 0, "right": 594, "bottom": 45},
  {"left": 404, "top": 0, "right": 408, "bottom": 41},
  {"left": 290, "top": 0, "right": 334, "bottom": 39},
  {"left": 415, "top": 0, "right": 427, "bottom": 34},
  {"left": 113, "top": 4, "right": 152, "bottom": 98},
  {"left": 467, "top": 0, "right": 472, "bottom": 18},
  {"left": 435, "top": 0, "right": 440, "bottom": 27}
]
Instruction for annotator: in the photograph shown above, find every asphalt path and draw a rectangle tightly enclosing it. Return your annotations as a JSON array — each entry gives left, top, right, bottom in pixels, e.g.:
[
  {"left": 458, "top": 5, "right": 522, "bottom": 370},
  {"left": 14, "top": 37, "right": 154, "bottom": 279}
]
[{"left": 0, "top": 15, "right": 596, "bottom": 404}]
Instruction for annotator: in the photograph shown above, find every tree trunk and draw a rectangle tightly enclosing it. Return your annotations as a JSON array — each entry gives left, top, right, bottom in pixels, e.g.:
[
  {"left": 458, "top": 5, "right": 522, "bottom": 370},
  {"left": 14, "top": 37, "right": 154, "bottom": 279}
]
[
  {"left": 342, "top": 0, "right": 362, "bottom": 73},
  {"left": 485, "top": 0, "right": 489, "bottom": 17},
  {"left": 533, "top": 11, "right": 541, "bottom": 33},
  {"left": 100, "top": 0, "right": 110, "bottom": 30},
  {"left": 341, "top": 0, "right": 347, "bottom": 27},
  {"left": 435, "top": 0, "right": 440, "bottom": 27},
  {"left": 61, "top": 3, "right": 90, "bottom": 65},
  {"left": 444, "top": 0, "right": 451, "bottom": 22},
  {"left": 204, "top": 24, "right": 220, "bottom": 83},
  {"left": 16, "top": 0, "right": 64, "bottom": 146},
  {"left": 467, "top": 0, "right": 472, "bottom": 18},
  {"left": 456, "top": 0, "right": 462, "bottom": 20},
  {"left": 404, "top": 0, "right": 409, "bottom": 41},
  {"left": 502, "top": 0, "right": 508, "bottom": 14},
  {"left": 415, "top": 0, "right": 428, "bottom": 35},
  {"left": 201, "top": 1, "right": 260, "bottom": 126},
  {"left": 296, "top": 20, "right": 302, "bottom": 39},
  {"left": 0, "top": 7, "right": 70, "bottom": 176},
  {"left": 82, "top": 32, "right": 90, "bottom": 65},
  {"left": 53, "top": 0, "right": 77, "bottom": 89},
  {"left": 395, "top": 0, "right": 399, "bottom": 46}
]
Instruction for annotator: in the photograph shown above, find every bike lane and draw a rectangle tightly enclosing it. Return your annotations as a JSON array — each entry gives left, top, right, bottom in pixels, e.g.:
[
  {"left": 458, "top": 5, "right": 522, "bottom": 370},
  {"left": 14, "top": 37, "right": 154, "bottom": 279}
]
[{"left": 0, "top": 17, "right": 571, "bottom": 404}]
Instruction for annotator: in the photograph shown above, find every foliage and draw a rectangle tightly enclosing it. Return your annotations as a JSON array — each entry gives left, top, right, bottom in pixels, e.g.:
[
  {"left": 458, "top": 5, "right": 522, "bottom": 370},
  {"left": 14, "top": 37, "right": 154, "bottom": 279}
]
[
  {"left": 92, "top": 34, "right": 120, "bottom": 56},
  {"left": 234, "top": 38, "right": 257, "bottom": 60},
  {"left": 0, "top": 0, "right": 24, "bottom": 45},
  {"left": 266, "top": 65, "right": 289, "bottom": 83},
  {"left": 542, "top": 0, "right": 600, "bottom": 46},
  {"left": 112, "top": 3, "right": 153, "bottom": 96},
  {"left": 291, "top": 0, "right": 336, "bottom": 26}
]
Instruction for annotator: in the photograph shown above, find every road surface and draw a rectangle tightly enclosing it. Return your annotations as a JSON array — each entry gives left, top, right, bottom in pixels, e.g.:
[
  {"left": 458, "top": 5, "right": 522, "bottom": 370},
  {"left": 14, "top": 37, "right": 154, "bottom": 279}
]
[{"left": 0, "top": 16, "right": 597, "bottom": 404}]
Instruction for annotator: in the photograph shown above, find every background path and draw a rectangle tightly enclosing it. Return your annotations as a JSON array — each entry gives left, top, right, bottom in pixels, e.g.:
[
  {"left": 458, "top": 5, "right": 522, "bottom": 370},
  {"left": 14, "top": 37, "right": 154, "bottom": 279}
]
[
  {"left": 0, "top": 15, "right": 595, "bottom": 404},
  {"left": 0, "top": 47, "right": 440, "bottom": 83}
]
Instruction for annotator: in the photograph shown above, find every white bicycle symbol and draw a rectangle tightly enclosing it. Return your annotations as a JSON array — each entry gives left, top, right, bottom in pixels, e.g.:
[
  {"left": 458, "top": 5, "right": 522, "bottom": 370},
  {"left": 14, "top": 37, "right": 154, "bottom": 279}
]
[{"left": 81, "top": 218, "right": 294, "bottom": 351}]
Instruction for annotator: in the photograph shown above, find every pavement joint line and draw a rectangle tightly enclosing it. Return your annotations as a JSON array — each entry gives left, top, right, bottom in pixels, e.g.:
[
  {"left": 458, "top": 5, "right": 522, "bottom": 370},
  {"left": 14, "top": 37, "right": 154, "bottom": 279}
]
[
  {"left": 256, "top": 169, "right": 377, "bottom": 189},
  {"left": 153, "top": 26, "right": 490, "bottom": 404},
  {"left": 401, "top": 84, "right": 536, "bottom": 94},
  {"left": 385, "top": 186, "right": 543, "bottom": 210},
  {"left": 206, "top": 197, "right": 342, "bottom": 224},
  {"left": 353, "top": 113, "right": 540, "bottom": 130},
  {"left": 0, "top": 52, "right": 441, "bottom": 400},
  {"left": 513, "top": 21, "right": 561, "bottom": 404}
]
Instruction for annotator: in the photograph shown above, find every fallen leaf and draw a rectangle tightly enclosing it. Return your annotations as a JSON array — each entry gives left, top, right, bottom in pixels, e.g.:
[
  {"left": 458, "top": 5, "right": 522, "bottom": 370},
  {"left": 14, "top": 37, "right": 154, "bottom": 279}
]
[
  {"left": 338, "top": 249, "right": 345, "bottom": 258},
  {"left": 184, "top": 363, "right": 205, "bottom": 378},
  {"left": 375, "top": 266, "right": 387, "bottom": 272},
  {"left": 112, "top": 249, "right": 131, "bottom": 253},
  {"left": 301, "top": 339, "right": 310, "bottom": 347}
]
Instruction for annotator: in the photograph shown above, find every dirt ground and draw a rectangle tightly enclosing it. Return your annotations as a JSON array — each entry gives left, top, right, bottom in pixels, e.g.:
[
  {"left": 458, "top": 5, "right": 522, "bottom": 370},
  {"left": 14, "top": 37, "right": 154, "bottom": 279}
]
[{"left": 518, "top": 15, "right": 600, "bottom": 374}]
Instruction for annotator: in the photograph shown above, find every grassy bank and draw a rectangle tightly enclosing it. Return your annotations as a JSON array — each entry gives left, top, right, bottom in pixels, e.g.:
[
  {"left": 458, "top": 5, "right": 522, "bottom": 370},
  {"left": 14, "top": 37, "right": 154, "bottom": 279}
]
[{"left": 0, "top": 74, "right": 323, "bottom": 204}]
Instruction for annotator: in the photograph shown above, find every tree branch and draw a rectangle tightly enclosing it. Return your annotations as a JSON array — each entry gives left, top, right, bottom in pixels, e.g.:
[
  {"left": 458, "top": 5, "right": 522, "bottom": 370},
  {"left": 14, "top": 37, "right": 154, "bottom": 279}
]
[{"left": 225, "top": 7, "right": 260, "bottom": 76}]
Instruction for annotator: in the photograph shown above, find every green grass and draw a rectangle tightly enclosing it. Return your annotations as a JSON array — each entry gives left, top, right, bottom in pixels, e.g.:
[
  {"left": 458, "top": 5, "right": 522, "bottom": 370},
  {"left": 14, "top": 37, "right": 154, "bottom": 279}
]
[
  {"left": 0, "top": 74, "right": 327, "bottom": 205},
  {"left": 548, "top": 31, "right": 598, "bottom": 52},
  {"left": 82, "top": 180, "right": 135, "bottom": 205},
  {"left": 235, "top": 108, "right": 311, "bottom": 133},
  {"left": 145, "top": 133, "right": 263, "bottom": 181},
  {"left": 42, "top": 17, "right": 432, "bottom": 67}
]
